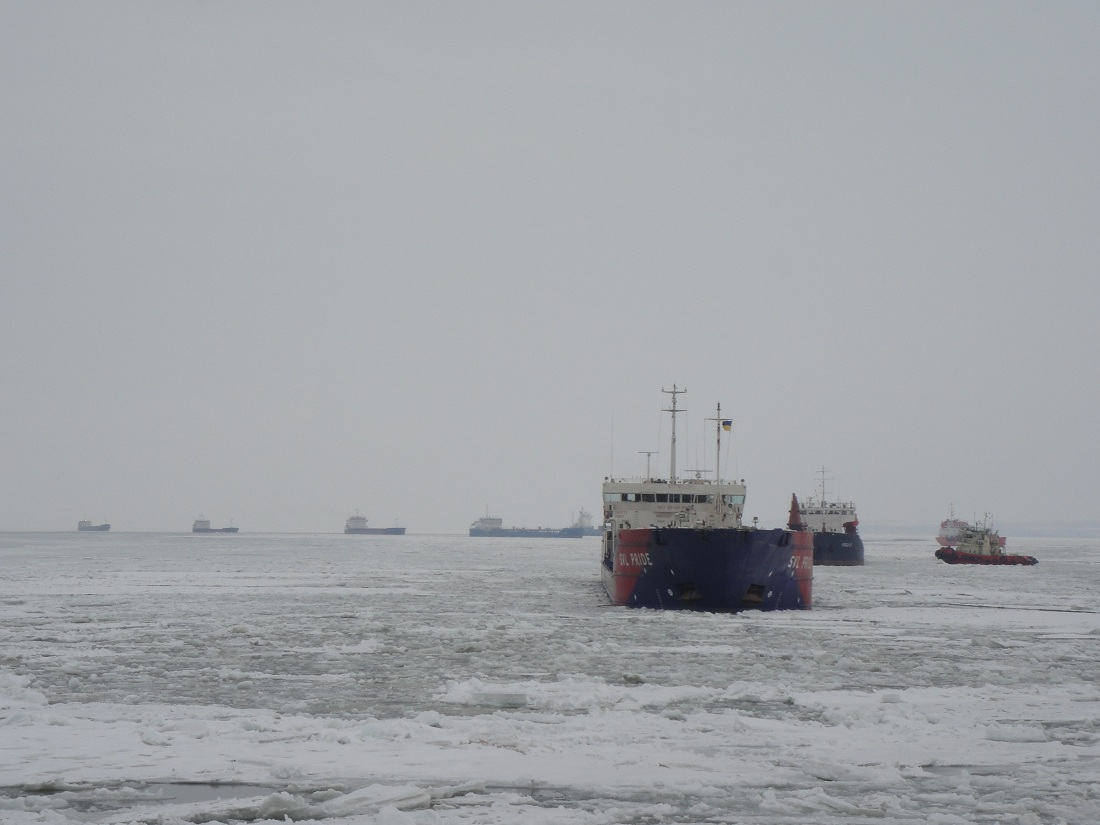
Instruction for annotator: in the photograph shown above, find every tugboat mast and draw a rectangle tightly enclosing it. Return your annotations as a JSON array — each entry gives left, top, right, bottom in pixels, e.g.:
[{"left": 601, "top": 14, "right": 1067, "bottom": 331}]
[{"left": 662, "top": 385, "right": 686, "bottom": 484}]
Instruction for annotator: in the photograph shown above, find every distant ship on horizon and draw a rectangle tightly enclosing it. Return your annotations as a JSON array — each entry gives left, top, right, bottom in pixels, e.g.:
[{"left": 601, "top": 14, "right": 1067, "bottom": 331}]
[
  {"left": 192, "top": 516, "right": 238, "bottom": 534},
  {"left": 77, "top": 520, "right": 110, "bottom": 532},
  {"left": 345, "top": 514, "right": 406, "bottom": 535},
  {"left": 571, "top": 508, "right": 601, "bottom": 537},
  {"left": 469, "top": 512, "right": 584, "bottom": 539}
]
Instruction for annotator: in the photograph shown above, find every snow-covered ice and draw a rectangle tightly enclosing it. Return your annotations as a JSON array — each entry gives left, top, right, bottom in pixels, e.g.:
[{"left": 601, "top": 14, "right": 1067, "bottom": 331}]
[{"left": 1, "top": 531, "right": 1098, "bottom": 824}]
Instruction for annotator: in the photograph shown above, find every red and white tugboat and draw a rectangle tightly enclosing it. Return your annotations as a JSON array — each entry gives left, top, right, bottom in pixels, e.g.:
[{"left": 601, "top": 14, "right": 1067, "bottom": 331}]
[{"left": 934, "top": 515, "right": 1036, "bottom": 566}]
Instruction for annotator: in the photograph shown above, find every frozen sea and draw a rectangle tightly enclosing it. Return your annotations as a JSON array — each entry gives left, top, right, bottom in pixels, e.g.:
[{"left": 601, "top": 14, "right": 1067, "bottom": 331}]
[{"left": 1, "top": 532, "right": 1098, "bottom": 825}]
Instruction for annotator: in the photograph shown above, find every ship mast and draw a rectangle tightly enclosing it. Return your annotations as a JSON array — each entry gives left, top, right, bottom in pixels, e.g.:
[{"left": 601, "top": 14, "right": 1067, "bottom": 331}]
[
  {"left": 705, "top": 402, "right": 724, "bottom": 485},
  {"left": 817, "top": 465, "right": 832, "bottom": 503},
  {"left": 662, "top": 384, "right": 685, "bottom": 483}
]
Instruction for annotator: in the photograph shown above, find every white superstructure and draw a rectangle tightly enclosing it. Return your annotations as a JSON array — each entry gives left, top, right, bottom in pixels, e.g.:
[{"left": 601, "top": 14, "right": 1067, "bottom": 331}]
[
  {"left": 797, "top": 499, "right": 858, "bottom": 533},
  {"left": 602, "top": 387, "right": 745, "bottom": 535},
  {"left": 470, "top": 515, "right": 504, "bottom": 532},
  {"left": 797, "top": 467, "right": 857, "bottom": 533}
]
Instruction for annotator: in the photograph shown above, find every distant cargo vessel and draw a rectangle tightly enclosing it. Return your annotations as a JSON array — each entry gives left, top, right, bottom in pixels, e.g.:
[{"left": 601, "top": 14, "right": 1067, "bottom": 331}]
[
  {"left": 469, "top": 514, "right": 584, "bottom": 538},
  {"left": 572, "top": 508, "right": 601, "bottom": 537},
  {"left": 77, "top": 520, "right": 110, "bottom": 532},
  {"left": 934, "top": 514, "right": 1036, "bottom": 566},
  {"left": 192, "top": 517, "right": 238, "bottom": 534},
  {"left": 345, "top": 514, "right": 406, "bottom": 535},
  {"left": 788, "top": 468, "right": 863, "bottom": 566},
  {"left": 600, "top": 387, "right": 812, "bottom": 612}
]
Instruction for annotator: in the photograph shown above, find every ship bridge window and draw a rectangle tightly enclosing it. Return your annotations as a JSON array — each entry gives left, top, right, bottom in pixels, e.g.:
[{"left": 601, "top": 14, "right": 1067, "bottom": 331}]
[
  {"left": 722, "top": 494, "right": 746, "bottom": 506},
  {"left": 656, "top": 494, "right": 668, "bottom": 503},
  {"left": 603, "top": 493, "right": 618, "bottom": 503},
  {"left": 622, "top": 493, "right": 638, "bottom": 502},
  {"left": 641, "top": 494, "right": 655, "bottom": 502},
  {"left": 690, "top": 494, "right": 714, "bottom": 504},
  {"left": 668, "top": 494, "right": 680, "bottom": 503}
]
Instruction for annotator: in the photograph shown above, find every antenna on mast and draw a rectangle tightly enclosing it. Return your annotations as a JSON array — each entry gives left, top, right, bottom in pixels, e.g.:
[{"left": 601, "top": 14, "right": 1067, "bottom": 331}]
[
  {"left": 661, "top": 385, "right": 686, "bottom": 483},
  {"left": 638, "top": 451, "right": 657, "bottom": 481},
  {"left": 817, "top": 465, "right": 833, "bottom": 503}
]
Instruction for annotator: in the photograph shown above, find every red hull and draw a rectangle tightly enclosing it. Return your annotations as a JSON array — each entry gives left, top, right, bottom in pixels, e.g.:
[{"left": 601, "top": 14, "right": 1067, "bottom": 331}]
[{"left": 935, "top": 547, "right": 1037, "bottom": 566}]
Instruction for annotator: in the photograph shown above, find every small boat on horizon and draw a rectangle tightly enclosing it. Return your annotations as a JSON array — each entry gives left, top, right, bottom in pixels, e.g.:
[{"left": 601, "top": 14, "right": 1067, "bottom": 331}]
[{"left": 77, "top": 520, "right": 110, "bottom": 532}]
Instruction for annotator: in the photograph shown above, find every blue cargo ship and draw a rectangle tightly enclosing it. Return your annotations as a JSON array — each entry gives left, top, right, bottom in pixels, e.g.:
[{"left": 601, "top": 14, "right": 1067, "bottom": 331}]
[
  {"left": 600, "top": 387, "right": 812, "bottom": 612},
  {"left": 788, "top": 468, "right": 864, "bottom": 566}
]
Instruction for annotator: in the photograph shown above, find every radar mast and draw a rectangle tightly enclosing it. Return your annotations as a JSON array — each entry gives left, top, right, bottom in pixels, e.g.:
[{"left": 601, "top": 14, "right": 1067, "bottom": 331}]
[{"left": 662, "top": 385, "right": 686, "bottom": 483}]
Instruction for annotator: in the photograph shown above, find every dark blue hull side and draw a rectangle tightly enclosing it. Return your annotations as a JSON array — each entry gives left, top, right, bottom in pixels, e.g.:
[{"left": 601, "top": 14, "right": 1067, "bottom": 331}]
[
  {"left": 604, "top": 527, "right": 812, "bottom": 612},
  {"left": 812, "top": 532, "right": 864, "bottom": 566}
]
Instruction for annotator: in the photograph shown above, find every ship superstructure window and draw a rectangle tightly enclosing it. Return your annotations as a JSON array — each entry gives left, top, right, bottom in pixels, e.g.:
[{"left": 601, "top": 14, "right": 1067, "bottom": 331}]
[
  {"left": 722, "top": 495, "right": 746, "bottom": 506},
  {"left": 641, "top": 494, "right": 655, "bottom": 502},
  {"left": 656, "top": 494, "right": 668, "bottom": 503}
]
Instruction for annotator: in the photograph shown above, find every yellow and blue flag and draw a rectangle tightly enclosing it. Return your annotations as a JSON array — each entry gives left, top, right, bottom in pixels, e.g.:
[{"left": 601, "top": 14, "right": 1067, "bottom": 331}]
[{"left": 721, "top": 420, "right": 732, "bottom": 431}]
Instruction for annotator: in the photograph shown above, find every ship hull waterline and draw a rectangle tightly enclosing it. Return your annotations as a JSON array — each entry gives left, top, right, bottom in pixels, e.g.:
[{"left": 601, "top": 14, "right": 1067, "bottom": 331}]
[
  {"left": 346, "top": 527, "right": 407, "bottom": 535},
  {"left": 602, "top": 527, "right": 813, "bottom": 612}
]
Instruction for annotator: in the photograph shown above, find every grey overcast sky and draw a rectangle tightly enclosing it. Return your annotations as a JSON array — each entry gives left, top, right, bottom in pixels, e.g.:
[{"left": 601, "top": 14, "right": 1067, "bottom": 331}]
[{"left": 2, "top": 2, "right": 1097, "bottom": 534}]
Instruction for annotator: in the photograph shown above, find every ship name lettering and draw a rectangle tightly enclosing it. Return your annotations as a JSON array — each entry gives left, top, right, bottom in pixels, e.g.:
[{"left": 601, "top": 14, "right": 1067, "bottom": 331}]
[
  {"left": 789, "top": 555, "right": 813, "bottom": 572},
  {"left": 618, "top": 552, "right": 650, "bottom": 567}
]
